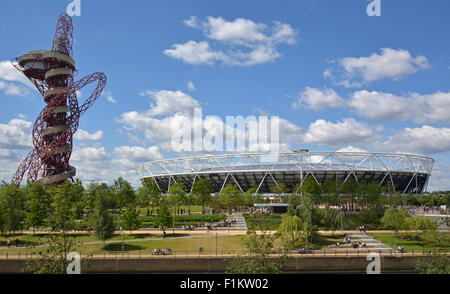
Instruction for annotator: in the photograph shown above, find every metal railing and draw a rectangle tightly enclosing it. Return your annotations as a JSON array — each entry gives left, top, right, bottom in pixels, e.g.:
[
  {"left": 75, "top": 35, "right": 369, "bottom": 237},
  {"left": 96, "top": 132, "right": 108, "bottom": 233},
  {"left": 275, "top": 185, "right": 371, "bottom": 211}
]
[{"left": 0, "top": 248, "right": 448, "bottom": 260}]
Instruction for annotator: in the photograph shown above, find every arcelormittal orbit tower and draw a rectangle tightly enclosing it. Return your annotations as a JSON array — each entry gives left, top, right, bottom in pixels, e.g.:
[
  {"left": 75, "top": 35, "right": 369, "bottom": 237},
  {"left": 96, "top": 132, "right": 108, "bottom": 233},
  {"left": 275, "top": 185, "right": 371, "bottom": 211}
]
[{"left": 11, "top": 13, "right": 107, "bottom": 186}]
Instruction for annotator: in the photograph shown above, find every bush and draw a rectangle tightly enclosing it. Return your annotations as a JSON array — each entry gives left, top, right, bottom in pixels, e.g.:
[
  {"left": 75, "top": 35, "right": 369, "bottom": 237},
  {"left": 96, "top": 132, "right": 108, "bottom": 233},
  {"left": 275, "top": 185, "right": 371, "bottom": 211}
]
[{"left": 244, "top": 214, "right": 283, "bottom": 230}]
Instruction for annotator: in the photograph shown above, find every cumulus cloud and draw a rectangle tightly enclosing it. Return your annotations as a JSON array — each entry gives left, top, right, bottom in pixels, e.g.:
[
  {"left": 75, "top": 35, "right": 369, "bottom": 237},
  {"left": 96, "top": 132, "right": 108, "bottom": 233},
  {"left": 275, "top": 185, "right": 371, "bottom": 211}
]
[
  {"left": 384, "top": 125, "right": 450, "bottom": 154},
  {"left": 336, "top": 146, "right": 368, "bottom": 153},
  {"left": 117, "top": 89, "right": 302, "bottom": 153},
  {"left": 139, "top": 89, "right": 200, "bottom": 116},
  {"left": 114, "top": 146, "right": 162, "bottom": 163},
  {"left": 0, "top": 118, "right": 32, "bottom": 150},
  {"left": 71, "top": 146, "right": 112, "bottom": 162},
  {"left": 164, "top": 16, "right": 298, "bottom": 66},
  {"left": 304, "top": 118, "right": 375, "bottom": 146},
  {"left": 325, "top": 48, "right": 431, "bottom": 87},
  {"left": 74, "top": 129, "right": 104, "bottom": 141},
  {"left": 293, "top": 87, "right": 345, "bottom": 111},
  {"left": 427, "top": 163, "right": 450, "bottom": 192},
  {"left": 349, "top": 90, "right": 450, "bottom": 123},
  {"left": 0, "top": 61, "right": 34, "bottom": 96}
]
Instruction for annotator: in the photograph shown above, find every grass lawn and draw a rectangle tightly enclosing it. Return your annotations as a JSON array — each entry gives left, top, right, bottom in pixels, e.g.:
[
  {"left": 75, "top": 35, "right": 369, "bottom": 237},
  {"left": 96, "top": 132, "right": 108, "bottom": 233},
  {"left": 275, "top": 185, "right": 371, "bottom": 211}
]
[
  {"left": 0, "top": 232, "right": 345, "bottom": 256},
  {"left": 0, "top": 235, "right": 247, "bottom": 255},
  {"left": 368, "top": 232, "right": 450, "bottom": 251},
  {"left": 0, "top": 233, "right": 191, "bottom": 248}
]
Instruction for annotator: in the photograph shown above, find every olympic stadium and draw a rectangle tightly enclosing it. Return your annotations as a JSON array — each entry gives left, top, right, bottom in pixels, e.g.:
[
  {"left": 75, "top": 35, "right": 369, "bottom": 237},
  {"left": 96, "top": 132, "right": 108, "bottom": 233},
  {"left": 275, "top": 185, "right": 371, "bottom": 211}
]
[{"left": 137, "top": 151, "right": 434, "bottom": 195}]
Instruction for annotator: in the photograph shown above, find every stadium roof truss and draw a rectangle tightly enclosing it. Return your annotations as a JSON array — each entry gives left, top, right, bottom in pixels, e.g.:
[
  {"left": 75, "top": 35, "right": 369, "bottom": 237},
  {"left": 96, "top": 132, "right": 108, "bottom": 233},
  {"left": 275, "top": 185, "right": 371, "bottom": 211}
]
[{"left": 137, "top": 152, "right": 434, "bottom": 195}]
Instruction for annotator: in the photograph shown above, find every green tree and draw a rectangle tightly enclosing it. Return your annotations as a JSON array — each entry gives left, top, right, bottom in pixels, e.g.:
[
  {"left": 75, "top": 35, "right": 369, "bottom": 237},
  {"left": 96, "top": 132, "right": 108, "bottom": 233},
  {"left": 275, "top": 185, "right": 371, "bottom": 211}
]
[
  {"left": 156, "top": 201, "right": 172, "bottom": 228},
  {"left": 25, "top": 182, "right": 52, "bottom": 234},
  {"left": 139, "top": 180, "right": 161, "bottom": 214},
  {"left": 0, "top": 183, "right": 26, "bottom": 233},
  {"left": 167, "top": 181, "right": 186, "bottom": 214},
  {"left": 381, "top": 208, "right": 410, "bottom": 246},
  {"left": 24, "top": 234, "right": 82, "bottom": 274},
  {"left": 94, "top": 190, "right": 116, "bottom": 242},
  {"left": 416, "top": 252, "right": 450, "bottom": 274},
  {"left": 48, "top": 181, "right": 80, "bottom": 233},
  {"left": 218, "top": 183, "right": 242, "bottom": 213},
  {"left": 322, "top": 204, "right": 340, "bottom": 235},
  {"left": 122, "top": 204, "right": 141, "bottom": 233},
  {"left": 226, "top": 230, "right": 285, "bottom": 274},
  {"left": 112, "top": 177, "right": 136, "bottom": 210},
  {"left": 277, "top": 215, "right": 304, "bottom": 249},
  {"left": 191, "top": 178, "right": 212, "bottom": 213}
]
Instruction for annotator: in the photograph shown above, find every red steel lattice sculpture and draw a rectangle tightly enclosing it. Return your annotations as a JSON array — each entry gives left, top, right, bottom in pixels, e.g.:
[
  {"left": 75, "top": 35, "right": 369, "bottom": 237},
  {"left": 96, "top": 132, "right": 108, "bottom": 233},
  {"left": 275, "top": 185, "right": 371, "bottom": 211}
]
[{"left": 11, "top": 13, "right": 107, "bottom": 186}]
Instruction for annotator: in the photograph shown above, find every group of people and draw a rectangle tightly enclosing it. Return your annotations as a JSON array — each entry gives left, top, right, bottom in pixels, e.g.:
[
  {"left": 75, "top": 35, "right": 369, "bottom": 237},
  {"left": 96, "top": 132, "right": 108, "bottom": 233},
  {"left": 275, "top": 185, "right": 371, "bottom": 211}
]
[
  {"left": 335, "top": 234, "right": 366, "bottom": 248},
  {"left": 152, "top": 248, "right": 172, "bottom": 255},
  {"left": 182, "top": 225, "right": 196, "bottom": 231},
  {"left": 358, "top": 225, "right": 367, "bottom": 233},
  {"left": 6, "top": 238, "right": 19, "bottom": 248},
  {"left": 351, "top": 241, "right": 367, "bottom": 249}
]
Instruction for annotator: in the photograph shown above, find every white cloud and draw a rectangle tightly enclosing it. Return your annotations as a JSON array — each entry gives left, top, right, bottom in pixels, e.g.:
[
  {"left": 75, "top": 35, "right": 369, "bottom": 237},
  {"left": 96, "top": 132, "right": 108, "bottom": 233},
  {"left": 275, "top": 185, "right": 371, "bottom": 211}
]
[
  {"left": 187, "top": 81, "right": 196, "bottom": 91},
  {"left": 164, "top": 16, "right": 298, "bottom": 66},
  {"left": 348, "top": 90, "right": 409, "bottom": 121},
  {"left": 304, "top": 118, "right": 375, "bottom": 146},
  {"left": 102, "top": 90, "right": 117, "bottom": 103},
  {"left": 117, "top": 90, "right": 303, "bottom": 153},
  {"left": 0, "top": 118, "right": 32, "bottom": 150},
  {"left": 336, "top": 146, "right": 368, "bottom": 153},
  {"left": 71, "top": 146, "right": 111, "bottom": 162},
  {"left": 293, "top": 87, "right": 345, "bottom": 111},
  {"left": 384, "top": 125, "right": 450, "bottom": 154},
  {"left": 0, "top": 61, "right": 33, "bottom": 86},
  {"left": 0, "top": 80, "right": 30, "bottom": 97},
  {"left": 74, "top": 129, "right": 104, "bottom": 141},
  {"left": 349, "top": 90, "right": 450, "bottom": 123},
  {"left": 427, "top": 163, "right": 450, "bottom": 192},
  {"left": 139, "top": 89, "right": 200, "bottom": 116},
  {"left": 325, "top": 48, "right": 431, "bottom": 87},
  {"left": 164, "top": 40, "right": 227, "bottom": 66},
  {"left": 114, "top": 146, "right": 162, "bottom": 165}
]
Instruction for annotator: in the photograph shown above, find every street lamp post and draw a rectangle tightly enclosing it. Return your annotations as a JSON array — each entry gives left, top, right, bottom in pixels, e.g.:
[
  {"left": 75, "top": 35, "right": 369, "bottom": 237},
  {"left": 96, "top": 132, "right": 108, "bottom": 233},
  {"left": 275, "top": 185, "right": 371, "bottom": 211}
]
[
  {"left": 216, "top": 232, "right": 218, "bottom": 257},
  {"left": 121, "top": 227, "right": 124, "bottom": 252}
]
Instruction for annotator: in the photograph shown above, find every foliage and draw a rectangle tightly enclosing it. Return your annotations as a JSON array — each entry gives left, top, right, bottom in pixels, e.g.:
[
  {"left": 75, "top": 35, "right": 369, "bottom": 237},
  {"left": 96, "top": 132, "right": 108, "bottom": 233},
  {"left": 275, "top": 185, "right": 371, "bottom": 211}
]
[
  {"left": 191, "top": 178, "right": 212, "bottom": 211},
  {"left": 93, "top": 190, "right": 116, "bottom": 241},
  {"left": 25, "top": 182, "right": 52, "bottom": 234},
  {"left": 48, "top": 181, "right": 81, "bottom": 232},
  {"left": 380, "top": 208, "right": 410, "bottom": 232},
  {"left": 167, "top": 181, "right": 187, "bottom": 212},
  {"left": 244, "top": 213, "right": 282, "bottom": 230},
  {"left": 416, "top": 252, "right": 450, "bottom": 274},
  {"left": 226, "top": 230, "right": 286, "bottom": 274},
  {"left": 218, "top": 183, "right": 242, "bottom": 212},
  {"left": 24, "top": 234, "right": 82, "bottom": 274},
  {"left": 156, "top": 201, "right": 172, "bottom": 228},
  {"left": 322, "top": 204, "right": 341, "bottom": 234},
  {"left": 111, "top": 177, "right": 136, "bottom": 209},
  {"left": 0, "top": 183, "right": 26, "bottom": 233},
  {"left": 122, "top": 204, "right": 141, "bottom": 232},
  {"left": 277, "top": 215, "right": 304, "bottom": 249}
]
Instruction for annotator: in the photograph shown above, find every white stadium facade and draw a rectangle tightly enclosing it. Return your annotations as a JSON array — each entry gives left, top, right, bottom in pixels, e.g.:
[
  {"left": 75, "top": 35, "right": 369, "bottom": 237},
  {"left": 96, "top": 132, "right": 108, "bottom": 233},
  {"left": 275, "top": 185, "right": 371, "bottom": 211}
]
[{"left": 137, "top": 151, "right": 434, "bottom": 195}]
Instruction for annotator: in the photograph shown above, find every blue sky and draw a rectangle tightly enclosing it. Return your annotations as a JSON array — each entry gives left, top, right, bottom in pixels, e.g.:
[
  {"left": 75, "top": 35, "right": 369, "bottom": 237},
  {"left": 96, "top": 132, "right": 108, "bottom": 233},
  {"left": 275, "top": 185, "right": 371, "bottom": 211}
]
[{"left": 0, "top": 0, "right": 449, "bottom": 190}]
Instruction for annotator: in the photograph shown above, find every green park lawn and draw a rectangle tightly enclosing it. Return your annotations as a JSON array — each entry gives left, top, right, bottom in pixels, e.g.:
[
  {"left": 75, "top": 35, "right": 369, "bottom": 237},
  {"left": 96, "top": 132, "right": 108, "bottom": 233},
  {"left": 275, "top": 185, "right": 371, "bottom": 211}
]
[
  {"left": 368, "top": 232, "right": 450, "bottom": 251},
  {"left": 0, "top": 232, "right": 344, "bottom": 256}
]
